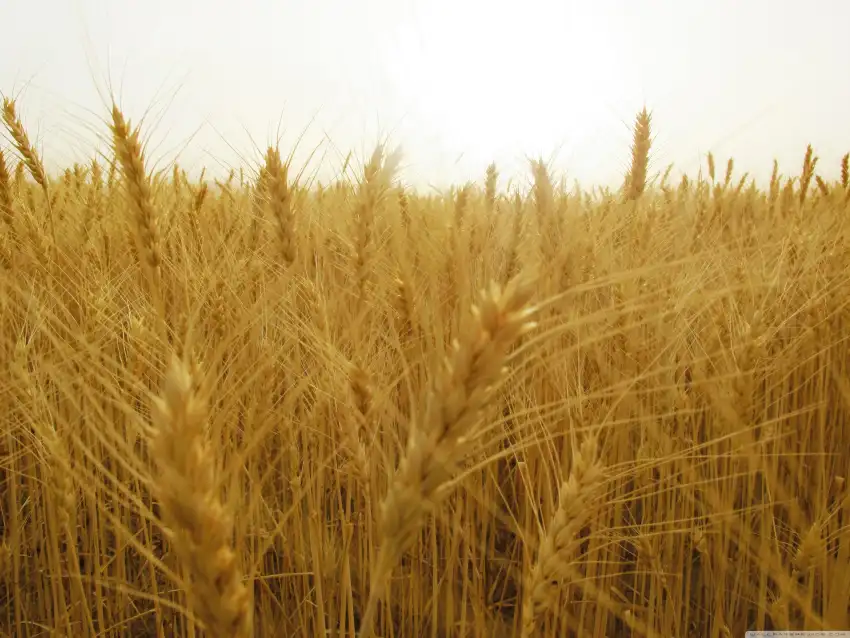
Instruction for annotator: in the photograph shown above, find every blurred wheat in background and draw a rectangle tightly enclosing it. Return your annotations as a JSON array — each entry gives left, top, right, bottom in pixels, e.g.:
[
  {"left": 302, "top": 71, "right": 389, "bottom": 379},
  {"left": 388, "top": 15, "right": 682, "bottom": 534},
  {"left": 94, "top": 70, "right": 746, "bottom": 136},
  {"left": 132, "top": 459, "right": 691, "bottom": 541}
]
[{"left": 1, "top": 96, "right": 849, "bottom": 638}]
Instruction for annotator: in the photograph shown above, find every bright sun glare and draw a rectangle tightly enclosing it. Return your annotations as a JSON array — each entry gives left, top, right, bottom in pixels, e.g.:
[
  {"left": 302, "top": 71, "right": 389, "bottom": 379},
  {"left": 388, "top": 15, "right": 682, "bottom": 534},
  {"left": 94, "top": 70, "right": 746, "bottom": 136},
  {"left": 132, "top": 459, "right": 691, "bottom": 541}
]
[{"left": 385, "top": 0, "right": 632, "bottom": 177}]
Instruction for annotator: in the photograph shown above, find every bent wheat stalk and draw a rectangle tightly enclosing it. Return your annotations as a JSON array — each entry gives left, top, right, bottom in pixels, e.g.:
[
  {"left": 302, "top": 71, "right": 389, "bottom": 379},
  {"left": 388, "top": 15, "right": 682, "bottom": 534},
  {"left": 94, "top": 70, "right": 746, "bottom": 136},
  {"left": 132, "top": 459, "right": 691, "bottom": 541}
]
[
  {"left": 2, "top": 98, "right": 55, "bottom": 246},
  {"left": 357, "top": 275, "right": 538, "bottom": 638}
]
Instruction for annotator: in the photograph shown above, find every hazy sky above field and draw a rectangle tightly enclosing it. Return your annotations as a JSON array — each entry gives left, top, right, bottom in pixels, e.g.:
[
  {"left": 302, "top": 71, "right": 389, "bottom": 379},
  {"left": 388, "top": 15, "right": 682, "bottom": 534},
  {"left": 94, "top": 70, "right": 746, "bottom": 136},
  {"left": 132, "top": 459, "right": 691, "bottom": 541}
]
[{"left": 1, "top": 0, "right": 848, "bottom": 190}]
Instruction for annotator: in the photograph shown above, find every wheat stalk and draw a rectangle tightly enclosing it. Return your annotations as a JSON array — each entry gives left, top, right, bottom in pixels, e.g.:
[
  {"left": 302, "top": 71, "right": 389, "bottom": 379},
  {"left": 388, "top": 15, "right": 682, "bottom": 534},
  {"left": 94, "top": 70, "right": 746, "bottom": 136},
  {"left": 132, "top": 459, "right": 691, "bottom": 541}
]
[
  {"left": 799, "top": 144, "right": 817, "bottom": 205},
  {"left": 625, "top": 107, "right": 652, "bottom": 200},
  {"left": 151, "top": 354, "right": 253, "bottom": 638},
  {"left": 1, "top": 99, "right": 47, "bottom": 190},
  {"left": 521, "top": 435, "right": 606, "bottom": 638},
  {"left": 0, "top": 149, "right": 13, "bottom": 233},
  {"left": 358, "top": 274, "right": 538, "bottom": 637},
  {"left": 109, "top": 104, "right": 164, "bottom": 319},
  {"left": 353, "top": 144, "right": 402, "bottom": 315},
  {"left": 263, "top": 145, "right": 296, "bottom": 266},
  {"left": 342, "top": 361, "right": 373, "bottom": 482},
  {"left": 484, "top": 162, "right": 498, "bottom": 214},
  {"left": 1, "top": 98, "right": 55, "bottom": 245}
]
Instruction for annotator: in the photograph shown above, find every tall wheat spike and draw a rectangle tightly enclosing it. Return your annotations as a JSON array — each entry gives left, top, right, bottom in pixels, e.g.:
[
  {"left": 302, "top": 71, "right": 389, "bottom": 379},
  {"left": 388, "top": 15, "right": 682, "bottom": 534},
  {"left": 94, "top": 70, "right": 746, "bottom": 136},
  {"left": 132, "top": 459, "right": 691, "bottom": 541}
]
[
  {"left": 625, "top": 107, "right": 652, "bottom": 200},
  {"left": 2, "top": 98, "right": 55, "bottom": 244},
  {"left": 358, "top": 275, "right": 539, "bottom": 637},
  {"left": 151, "top": 354, "right": 253, "bottom": 638},
  {"left": 521, "top": 436, "right": 605, "bottom": 637},
  {"left": 263, "top": 145, "right": 296, "bottom": 266},
  {"left": 109, "top": 104, "right": 164, "bottom": 320}
]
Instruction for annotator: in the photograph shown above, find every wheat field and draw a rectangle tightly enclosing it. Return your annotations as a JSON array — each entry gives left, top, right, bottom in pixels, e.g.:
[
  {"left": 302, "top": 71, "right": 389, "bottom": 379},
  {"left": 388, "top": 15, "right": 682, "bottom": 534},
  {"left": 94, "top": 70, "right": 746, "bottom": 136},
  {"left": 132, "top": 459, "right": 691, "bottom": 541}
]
[{"left": 0, "top": 98, "right": 849, "bottom": 638}]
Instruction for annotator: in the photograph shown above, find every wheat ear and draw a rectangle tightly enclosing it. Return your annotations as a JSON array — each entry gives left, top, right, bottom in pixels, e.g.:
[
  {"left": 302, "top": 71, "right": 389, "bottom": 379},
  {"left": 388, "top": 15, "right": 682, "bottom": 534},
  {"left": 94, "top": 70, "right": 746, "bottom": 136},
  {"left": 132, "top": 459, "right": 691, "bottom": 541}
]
[
  {"left": 521, "top": 435, "right": 605, "bottom": 637},
  {"left": 151, "top": 355, "right": 253, "bottom": 638},
  {"left": 1, "top": 98, "right": 55, "bottom": 244},
  {"left": 353, "top": 144, "right": 402, "bottom": 316},
  {"left": 625, "top": 107, "right": 652, "bottom": 201},
  {"left": 110, "top": 105, "right": 164, "bottom": 320},
  {"left": 1, "top": 99, "right": 47, "bottom": 190},
  {"left": 263, "top": 145, "right": 296, "bottom": 266},
  {"left": 357, "top": 275, "right": 538, "bottom": 637},
  {"left": 799, "top": 144, "right": 817, "bottom": 205}
]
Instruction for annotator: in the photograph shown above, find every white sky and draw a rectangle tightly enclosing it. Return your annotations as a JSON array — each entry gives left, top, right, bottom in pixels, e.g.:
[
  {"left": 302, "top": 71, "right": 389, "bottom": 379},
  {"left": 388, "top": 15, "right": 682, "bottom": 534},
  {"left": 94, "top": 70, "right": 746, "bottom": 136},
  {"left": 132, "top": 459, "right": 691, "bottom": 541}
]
[{"left": 1, "top": 0, "right": 848, "bottom": 191}]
